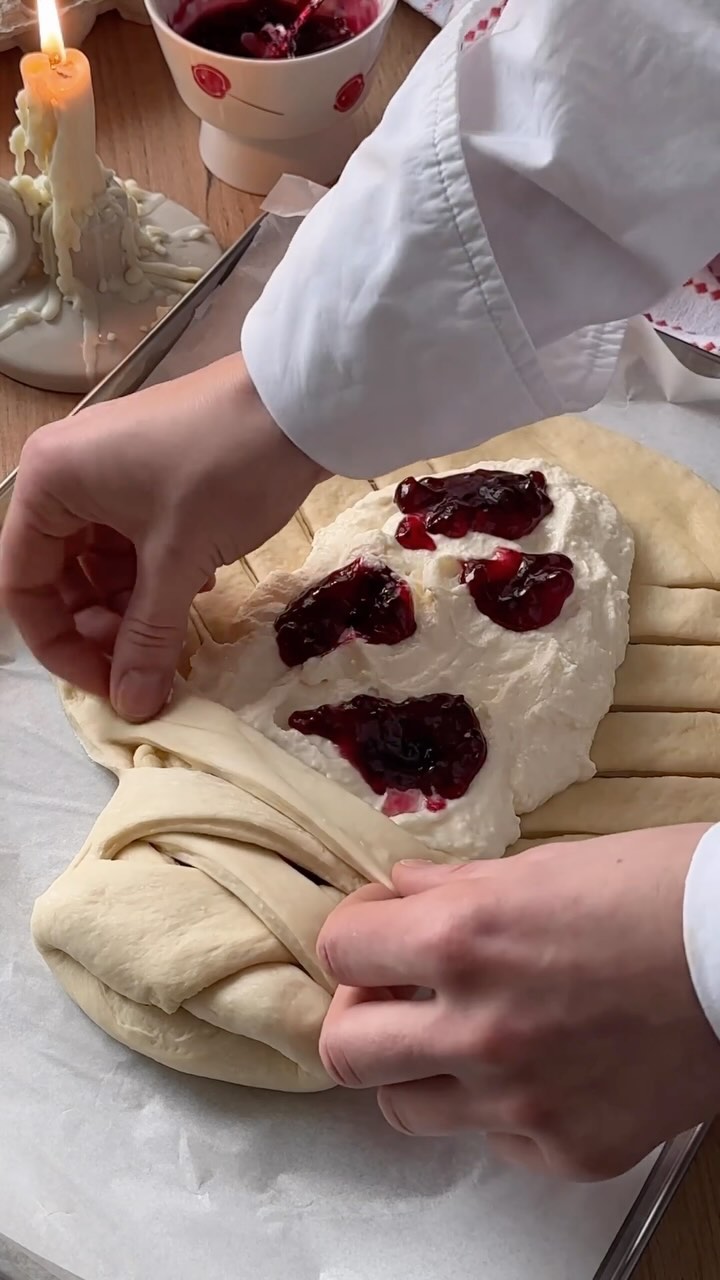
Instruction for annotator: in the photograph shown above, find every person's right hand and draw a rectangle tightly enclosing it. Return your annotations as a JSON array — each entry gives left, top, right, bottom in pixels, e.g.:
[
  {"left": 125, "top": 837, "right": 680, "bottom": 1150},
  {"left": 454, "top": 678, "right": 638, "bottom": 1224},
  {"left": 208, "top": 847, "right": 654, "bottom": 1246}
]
[
  {"left": 0, "top": 353, "right": 327, "bottom": 721},
  {"left": 317, "top": 825, "right": 720, "bottom": 1178}
]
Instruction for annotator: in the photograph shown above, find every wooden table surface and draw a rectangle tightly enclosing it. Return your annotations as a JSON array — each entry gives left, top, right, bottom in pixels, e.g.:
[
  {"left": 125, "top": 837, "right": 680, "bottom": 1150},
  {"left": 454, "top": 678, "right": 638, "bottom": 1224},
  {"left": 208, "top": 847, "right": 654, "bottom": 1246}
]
[{"left": 0, "top": 10, "right": 719, "bottom": 1278}]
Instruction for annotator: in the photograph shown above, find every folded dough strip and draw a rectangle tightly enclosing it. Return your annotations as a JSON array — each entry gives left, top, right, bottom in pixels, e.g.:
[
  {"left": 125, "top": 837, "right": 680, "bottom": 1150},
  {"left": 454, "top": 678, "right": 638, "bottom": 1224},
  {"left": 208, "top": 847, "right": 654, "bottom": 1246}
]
[
  {"left": 62, "top": 685, "right": 451, "bottom": 890},
  {"left": 33, "top": 858, "right": 292, "bottom": 1011},
  {"left": 43, "top": 677, "right": 452, "bottom": 1091},
  {"left": 67, "top": 766, "right": 367, "bottom": 898},
  {"left": 183, "top": 962, "right": 332, "bottom": 1077},
  {"left": 43, "top": 766, "right": 340, "bottom": 991},
  {"left": 33, "top": 792, "right": 338, "bottom": 1085},
  {"left": 154, "top": 829, "right": 340, "bottom": 990},
  {"left": 35, "top": 836, "right": 335, "bottom": 1074},
  {"left": 45, "top": 950, "right": 331, "bottom": 1091}
]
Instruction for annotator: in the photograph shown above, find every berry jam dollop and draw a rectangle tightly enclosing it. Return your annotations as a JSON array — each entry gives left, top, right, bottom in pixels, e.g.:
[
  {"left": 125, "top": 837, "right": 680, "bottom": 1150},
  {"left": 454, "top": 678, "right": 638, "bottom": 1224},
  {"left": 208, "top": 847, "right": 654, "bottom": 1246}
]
[
  {"left": 177, "top": 0, "right": 373, "bottom": 59},
  {"left": 288, "top": 693, "right": 487, "bottom": 802},
  {"left": 394, "top": 468, "right": 553, "bottom": 546},
  {"left": 460, "top": 547, "right": 575, "bottom": 632},
  {"left": 395, "top": 514, "right": 437, "bottom": 551},
  {"left": 274, "top": 559, "right": 416, "bottom": 667}
]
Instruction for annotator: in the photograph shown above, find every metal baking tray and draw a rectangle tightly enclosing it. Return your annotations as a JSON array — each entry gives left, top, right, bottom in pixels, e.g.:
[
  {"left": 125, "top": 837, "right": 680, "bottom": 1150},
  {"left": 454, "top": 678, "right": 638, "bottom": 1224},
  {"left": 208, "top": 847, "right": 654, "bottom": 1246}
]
[
  {"left": 660, "top": 330, "right": 720, "bottom": 378},
  {"left": 0, "top": 228, "right": 712, "bottom": 1280},
  {"left": 598, "top": 1124, "right": 708, "bottom": 1279}
]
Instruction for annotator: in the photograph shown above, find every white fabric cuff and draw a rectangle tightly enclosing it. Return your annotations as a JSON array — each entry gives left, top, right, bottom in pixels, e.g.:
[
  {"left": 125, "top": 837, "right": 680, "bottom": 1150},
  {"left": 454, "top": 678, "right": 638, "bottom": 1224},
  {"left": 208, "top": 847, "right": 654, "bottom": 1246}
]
[
  {"left": 242, "top": 8, "right": 598, "bottom": 479},
  {"left": 684, "top": 823, "right": 720, "bottom": 1041}
]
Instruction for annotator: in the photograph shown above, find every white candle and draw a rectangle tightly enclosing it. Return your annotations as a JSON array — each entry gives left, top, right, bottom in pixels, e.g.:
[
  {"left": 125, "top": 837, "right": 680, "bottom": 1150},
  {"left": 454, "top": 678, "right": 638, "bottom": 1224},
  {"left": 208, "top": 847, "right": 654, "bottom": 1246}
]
[{"left": 10, "top": 0, "right": 107, "bottom": 295}]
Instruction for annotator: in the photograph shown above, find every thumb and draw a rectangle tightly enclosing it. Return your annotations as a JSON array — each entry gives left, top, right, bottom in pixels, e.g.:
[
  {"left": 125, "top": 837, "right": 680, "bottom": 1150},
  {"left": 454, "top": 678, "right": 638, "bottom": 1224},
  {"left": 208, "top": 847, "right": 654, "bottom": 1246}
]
[
  {"left": 110, "top": 542, "right": 200, "bottom": 722},
  {"left": 391, "top": 857, "right": 492, "bottom": 897}
]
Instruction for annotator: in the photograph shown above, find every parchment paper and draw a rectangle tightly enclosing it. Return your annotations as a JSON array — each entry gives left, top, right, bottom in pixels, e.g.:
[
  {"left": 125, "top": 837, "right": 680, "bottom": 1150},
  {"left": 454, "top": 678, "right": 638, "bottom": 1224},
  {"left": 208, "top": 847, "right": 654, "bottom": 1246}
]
[{"left": 2, "top": 178, "right": 719, "bottom": 1280}]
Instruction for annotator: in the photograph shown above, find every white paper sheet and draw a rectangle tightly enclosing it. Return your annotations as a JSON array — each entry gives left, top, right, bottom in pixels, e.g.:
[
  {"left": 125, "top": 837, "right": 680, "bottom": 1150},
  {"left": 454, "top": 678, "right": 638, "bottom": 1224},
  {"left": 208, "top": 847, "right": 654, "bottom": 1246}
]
[
  {"left": 2, "top": 183, "right": 720, "bottom": 1280},
  {"left": 0, "top": 647, "right": 657, "bottom": 1280}
]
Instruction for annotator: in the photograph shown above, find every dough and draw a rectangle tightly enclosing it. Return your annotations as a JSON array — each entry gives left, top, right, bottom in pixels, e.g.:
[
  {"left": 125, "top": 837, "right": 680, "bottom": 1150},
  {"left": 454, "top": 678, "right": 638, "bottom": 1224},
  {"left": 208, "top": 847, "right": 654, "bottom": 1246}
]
[
  {"left": 591, "top": 711, "right": 720, "bottom": 775},
  {"left": 33, "top": 686, "right": 447, "bottom": 1091},
  {"left": 521, "top": 777, "right": 720, "bottom": 835},
  {"left": 614, "top": 645, "right": 720, "bottom": 710},
  {"left": 33, "top": 417, "right": 720, "bottom": 1090},
  {"left": 629, "top": 586, "right": 720, "bottom": 644}
]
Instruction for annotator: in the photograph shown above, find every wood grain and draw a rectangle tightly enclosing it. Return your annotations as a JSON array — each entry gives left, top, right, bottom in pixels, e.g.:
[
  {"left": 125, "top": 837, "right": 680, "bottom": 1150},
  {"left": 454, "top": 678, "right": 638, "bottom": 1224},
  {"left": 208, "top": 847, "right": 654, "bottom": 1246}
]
[{"left": 0, "top": 9, "right": 718, "bottom": 1277}]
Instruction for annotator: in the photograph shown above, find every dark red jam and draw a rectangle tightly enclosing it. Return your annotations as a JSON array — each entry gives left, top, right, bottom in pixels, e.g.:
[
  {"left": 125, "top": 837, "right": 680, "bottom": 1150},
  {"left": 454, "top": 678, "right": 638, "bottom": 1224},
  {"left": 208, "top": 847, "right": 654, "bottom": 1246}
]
[
  {"left": 177, "top": 0, "right": 371, "bottom": 59},
  {"left": 288, "top": 693, "right": 487, "bottom": 802},
  {"left": 395, "top": 514, "right": 437, "bottom": 551},
  {"left": 460, "top": 547, "right": 575, "bottom": 631},
  {"left": 394, "top": 468, "right": 553, "bottom": 546},
  {"left": 274, "top": 559, "right": 416, "bottom": 667}
]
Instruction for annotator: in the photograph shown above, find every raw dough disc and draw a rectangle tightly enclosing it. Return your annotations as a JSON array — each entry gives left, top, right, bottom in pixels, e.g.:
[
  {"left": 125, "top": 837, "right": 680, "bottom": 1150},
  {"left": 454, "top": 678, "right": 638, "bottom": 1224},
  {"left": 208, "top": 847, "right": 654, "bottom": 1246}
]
[{"left": 35, "top": 416, "right": 720, "bottom": 1090}]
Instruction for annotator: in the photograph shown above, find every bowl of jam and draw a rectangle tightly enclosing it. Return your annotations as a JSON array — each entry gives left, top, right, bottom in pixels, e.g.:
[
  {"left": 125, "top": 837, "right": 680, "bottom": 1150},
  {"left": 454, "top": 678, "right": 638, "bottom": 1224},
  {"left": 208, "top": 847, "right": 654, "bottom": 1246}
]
[{"left": 145, "top": 0, "right": 394, "bottom": 193}]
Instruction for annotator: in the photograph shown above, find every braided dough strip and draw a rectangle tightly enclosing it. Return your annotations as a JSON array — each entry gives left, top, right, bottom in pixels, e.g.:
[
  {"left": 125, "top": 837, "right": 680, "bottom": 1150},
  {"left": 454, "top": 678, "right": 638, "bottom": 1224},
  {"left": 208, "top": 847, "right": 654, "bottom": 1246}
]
[{"left": 33, "top": 687, "right": 451, "bottom": 1091}]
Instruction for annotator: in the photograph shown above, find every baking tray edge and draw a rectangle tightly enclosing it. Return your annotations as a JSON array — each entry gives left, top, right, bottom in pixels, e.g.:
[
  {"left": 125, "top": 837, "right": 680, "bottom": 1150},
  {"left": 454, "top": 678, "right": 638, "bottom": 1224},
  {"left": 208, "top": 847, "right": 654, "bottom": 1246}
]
[
  {"left": 658, "top": 330, "right": 720, "bottom": 377},
  {"left": 594, "top": 1124, "right": 709, "bottom": 1280}
]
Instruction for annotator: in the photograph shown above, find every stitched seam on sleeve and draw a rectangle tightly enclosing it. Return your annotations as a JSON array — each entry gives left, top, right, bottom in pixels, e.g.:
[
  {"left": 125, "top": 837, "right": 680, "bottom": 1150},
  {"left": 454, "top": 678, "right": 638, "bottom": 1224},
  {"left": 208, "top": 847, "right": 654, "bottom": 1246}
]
[{"left": 428, "top": 21, "right": 564, "bottom": 421}]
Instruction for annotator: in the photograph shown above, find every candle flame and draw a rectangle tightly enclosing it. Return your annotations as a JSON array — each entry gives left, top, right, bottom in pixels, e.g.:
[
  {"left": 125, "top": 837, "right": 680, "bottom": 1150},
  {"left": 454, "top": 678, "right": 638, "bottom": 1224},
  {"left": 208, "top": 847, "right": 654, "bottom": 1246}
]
[{"left": 37, "top": 0, "right": 65, "bottom": 63}]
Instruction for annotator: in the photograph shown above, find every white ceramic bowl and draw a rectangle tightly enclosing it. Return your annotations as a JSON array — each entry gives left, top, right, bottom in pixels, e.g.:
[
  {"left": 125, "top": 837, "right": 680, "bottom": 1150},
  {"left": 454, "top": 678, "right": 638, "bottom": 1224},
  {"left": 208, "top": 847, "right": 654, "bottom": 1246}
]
[{"left": 144, "top": 0, "right": 396, "bottom": 194}]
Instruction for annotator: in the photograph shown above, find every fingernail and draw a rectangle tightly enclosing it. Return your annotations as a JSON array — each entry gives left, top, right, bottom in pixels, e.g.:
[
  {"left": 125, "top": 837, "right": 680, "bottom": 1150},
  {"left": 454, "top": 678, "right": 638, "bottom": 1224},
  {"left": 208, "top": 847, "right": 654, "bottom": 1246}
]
[
  {"left": 115, "top": 669, "right": 169, "bottom": 722},
  {"left": 398, "top": 859, "right": 435, "bottom": 868}
]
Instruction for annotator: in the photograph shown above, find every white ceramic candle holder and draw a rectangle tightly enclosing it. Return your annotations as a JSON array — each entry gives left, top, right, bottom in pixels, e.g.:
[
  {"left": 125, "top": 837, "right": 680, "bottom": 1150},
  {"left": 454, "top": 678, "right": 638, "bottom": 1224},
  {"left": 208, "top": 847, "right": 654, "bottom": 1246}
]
[{"left": 144, "top": 0, "right": 396, "bottom": 195}]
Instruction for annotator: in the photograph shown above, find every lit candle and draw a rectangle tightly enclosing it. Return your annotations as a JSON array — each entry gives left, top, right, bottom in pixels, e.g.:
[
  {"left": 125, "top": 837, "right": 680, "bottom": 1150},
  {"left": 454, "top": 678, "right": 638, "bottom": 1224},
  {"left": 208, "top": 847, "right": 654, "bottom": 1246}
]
[{"left": 10, "top": 0, "right": 107, "bottom": 294}]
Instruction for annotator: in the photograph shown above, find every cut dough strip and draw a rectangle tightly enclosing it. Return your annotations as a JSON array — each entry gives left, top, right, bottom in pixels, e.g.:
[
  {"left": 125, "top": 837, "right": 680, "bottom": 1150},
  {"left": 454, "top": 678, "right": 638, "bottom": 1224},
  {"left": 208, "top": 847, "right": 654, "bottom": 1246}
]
[
  {"left": 629, "top": 586, "right": 720, "bottom": 645},
  {"left": 244, "top": 514, "right": 313, "bottom": 581},
  {"left": 614, "top": 645, "right": 720, "bottom": 710},
  {"left": 591, "top": 711, "right": 720, "bottom": 776},
  {"left": 302, "top": 477, "right": 375, "bottom": 534},
  {"left": 506, "top": 835, "right": 592, "bottom": 855},
  {"left": 522, "top": 776, "right": 720, "bottom": 835},
  {"left": 188, "top": 559, "right": 258, "bottom": 654}
]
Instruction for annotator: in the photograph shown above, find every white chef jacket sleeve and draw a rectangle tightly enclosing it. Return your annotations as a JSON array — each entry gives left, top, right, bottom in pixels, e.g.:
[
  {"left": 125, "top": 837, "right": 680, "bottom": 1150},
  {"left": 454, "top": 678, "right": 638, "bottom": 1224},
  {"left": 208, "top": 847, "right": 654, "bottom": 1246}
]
[
  {"left": 242, "top": 0, "right": 720, "bottom": 479},
  {"left": 685, "top": 827, "right": 720, "bottom": 1041}
]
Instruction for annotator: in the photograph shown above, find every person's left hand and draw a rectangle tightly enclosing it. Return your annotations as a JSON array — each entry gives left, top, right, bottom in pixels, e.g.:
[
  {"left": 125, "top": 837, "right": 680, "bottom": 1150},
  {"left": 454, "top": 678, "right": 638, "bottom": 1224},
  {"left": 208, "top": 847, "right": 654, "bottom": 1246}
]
[{"left": 317, "top": 824, "right": 720, "bottom": 1179}]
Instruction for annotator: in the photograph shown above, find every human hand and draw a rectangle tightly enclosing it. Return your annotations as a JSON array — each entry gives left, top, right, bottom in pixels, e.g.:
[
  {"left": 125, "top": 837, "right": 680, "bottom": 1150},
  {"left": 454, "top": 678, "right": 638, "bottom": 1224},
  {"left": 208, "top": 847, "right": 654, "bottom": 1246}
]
[
  {"left": 318, "top": 824, "right": 720, "bottom": 1179},
  {"left": 0, "top": 354, "right": 327, "bottom": 721}
]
